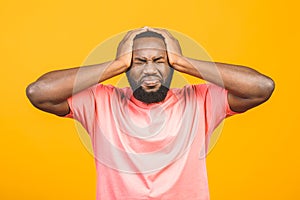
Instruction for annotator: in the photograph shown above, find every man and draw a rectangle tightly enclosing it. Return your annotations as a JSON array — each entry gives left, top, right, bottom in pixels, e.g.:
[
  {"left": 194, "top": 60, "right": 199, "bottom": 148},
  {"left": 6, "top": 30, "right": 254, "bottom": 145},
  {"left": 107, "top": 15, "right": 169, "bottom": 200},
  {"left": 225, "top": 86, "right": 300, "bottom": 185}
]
[{"left": 26, "top": 27, "right": 274, "bottom": 199}]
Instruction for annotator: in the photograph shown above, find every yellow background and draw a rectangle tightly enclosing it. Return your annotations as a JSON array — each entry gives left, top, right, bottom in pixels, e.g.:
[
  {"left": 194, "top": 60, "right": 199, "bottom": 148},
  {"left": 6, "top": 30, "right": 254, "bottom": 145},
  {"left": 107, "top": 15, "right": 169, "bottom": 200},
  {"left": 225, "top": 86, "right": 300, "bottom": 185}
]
[{"left": 0, "top": 0, "right": 299, "bottom": 199}]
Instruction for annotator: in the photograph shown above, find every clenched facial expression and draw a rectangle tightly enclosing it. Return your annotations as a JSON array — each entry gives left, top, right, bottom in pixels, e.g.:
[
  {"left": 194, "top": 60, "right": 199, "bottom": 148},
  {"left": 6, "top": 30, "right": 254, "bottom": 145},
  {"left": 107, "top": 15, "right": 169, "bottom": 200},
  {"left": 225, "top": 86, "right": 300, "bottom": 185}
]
[{"left": 126, "top": 37, "right": 173, "bottom": 100}]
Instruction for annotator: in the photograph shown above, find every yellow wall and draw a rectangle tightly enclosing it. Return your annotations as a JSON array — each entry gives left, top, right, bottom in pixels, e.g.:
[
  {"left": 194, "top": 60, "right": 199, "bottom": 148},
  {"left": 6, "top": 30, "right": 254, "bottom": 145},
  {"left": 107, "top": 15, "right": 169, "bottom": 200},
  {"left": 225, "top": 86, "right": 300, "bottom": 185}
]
[{"left": 0, "top": 0, "right": 299, "bottom": 199}]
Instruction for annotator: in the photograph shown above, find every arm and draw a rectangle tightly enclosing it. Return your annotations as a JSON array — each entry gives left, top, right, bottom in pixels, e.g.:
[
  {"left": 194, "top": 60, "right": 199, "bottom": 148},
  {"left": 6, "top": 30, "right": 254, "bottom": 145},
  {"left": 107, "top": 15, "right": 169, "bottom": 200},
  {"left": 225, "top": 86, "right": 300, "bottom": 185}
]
[
  {"left": 149, "top": 27, "right": 275, "bottom": 113},
  {"left": 26, "top": 28, "right": 147, "bottom": 116}
]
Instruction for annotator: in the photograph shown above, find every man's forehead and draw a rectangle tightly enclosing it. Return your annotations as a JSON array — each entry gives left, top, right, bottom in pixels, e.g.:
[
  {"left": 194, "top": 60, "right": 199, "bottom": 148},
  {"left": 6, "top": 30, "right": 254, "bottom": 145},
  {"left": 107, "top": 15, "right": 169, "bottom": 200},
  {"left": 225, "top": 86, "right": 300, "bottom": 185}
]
[{"left": 133, "top": 37, "right": 166, "bottom": 51}]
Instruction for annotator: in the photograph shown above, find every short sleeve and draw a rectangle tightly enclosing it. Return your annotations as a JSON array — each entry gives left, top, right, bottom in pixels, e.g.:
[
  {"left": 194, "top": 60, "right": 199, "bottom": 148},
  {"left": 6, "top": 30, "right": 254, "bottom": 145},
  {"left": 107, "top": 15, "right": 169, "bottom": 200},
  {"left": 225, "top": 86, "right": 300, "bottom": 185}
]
[
  {"left": 194, "top": 83, "right": 240, "bottom": 136},
  {"left": 62, "top": 84, "right": 98, "bottom": 136}
]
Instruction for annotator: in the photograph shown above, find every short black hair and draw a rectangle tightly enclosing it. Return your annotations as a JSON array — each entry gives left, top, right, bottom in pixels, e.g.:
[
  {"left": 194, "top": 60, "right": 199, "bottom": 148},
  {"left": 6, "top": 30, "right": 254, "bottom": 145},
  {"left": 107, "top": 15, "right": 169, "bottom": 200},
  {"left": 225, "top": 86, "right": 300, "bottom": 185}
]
[{"left": 134, "top": 31, "right": 165, "bottom": 41}]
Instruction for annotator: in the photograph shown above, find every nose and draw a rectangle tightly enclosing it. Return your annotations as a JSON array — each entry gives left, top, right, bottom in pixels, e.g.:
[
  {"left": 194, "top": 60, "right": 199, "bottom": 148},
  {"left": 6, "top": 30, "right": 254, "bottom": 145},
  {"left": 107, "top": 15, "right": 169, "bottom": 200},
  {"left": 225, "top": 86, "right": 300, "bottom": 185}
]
[{"left": 143, "top": 62, "right": 158, "bottom": 75}]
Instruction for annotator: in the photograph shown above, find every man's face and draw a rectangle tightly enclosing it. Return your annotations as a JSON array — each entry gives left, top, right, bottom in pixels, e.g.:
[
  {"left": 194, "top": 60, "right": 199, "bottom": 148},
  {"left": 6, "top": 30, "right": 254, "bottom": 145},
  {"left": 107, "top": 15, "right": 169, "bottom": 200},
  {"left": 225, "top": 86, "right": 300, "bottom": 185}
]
[{"left": 127, "top": 37, "right": 173, "bottom": 93}]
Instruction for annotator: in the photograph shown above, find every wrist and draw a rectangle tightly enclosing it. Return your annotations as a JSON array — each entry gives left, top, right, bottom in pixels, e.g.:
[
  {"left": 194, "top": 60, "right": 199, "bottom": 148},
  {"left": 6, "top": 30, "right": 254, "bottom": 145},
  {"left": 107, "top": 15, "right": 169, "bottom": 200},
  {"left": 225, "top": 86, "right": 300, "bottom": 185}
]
[
  {"left": 169, "top": 55, "right": 188, "bottom": 73},
  {"left": 112, "top": 59, "right": 130, "bottom": 73}
]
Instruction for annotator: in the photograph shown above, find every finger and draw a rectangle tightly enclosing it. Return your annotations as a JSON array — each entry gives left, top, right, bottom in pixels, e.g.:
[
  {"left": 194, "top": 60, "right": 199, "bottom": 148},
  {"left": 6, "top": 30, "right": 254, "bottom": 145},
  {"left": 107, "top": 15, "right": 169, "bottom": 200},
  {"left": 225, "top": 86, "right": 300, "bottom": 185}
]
[
  {"left": 147, "top": 27, "right": 161, "bottom": 33},
  {"left": 147, "top": 27, "right": 170, "bottom": 38},
  {"left": 132, "top": 27, "right": 147, "bottom": 35},
  {"left": 148, "top": 27, "right": 166, "bottom": 33},
  {"left": 122, "top": 30, "right": 133, "bottom": 40},
  {"left": 155, "top": 28, "right": 172, "bottom": 37},
  {"left": 126, "top": 28, "right": 148, "bottom": 41},
  {"left": 118, "top": 28, "right": 148, "bottom": 53},
  {"left": 121, "top": 28, "right": 145, "bottom": 44}
]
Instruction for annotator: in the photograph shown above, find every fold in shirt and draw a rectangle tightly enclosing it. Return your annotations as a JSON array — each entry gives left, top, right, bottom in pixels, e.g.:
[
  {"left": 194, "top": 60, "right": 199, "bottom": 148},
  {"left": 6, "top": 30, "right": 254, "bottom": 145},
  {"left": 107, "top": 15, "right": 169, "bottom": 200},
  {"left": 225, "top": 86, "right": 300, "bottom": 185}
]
[{"left": 64, "top": 83, "right": 239, "bottom": 200}]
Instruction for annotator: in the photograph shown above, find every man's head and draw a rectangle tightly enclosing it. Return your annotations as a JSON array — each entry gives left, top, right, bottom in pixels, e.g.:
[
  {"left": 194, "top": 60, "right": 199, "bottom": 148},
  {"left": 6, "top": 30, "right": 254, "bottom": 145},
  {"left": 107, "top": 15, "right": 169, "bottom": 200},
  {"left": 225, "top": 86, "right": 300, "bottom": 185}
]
[{"left": 126, "top": 31, "right": 174, "bottom": 104}]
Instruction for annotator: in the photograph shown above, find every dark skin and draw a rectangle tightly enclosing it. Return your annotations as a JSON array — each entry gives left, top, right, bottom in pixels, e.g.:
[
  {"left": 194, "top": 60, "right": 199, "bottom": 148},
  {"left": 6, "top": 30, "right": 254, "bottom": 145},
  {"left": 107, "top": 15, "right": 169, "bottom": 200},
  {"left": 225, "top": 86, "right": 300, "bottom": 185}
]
[
  {"left": 127, "top": 37, "right": 171, "bottom": 92},
  {"left": 26, "top": 27, "right": 274, "bottom": 116},
  {"left": 26, "top": 28, "right": 147, "bottom": 116}
]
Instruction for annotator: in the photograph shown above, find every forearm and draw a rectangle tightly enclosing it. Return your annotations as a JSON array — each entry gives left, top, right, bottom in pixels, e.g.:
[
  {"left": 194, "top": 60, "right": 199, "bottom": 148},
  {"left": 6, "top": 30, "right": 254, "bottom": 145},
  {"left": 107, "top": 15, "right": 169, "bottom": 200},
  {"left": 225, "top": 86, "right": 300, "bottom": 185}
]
[
  {"left": 174, "top": 57, "right": 274, "bottom": 99},
  {"left": 27, "top": 28, "right": 147, "bottom": 116},
  {"left": 147, "top": 27, "right": 274, "bottom": 112},
  {"left": 26, "top": 60, "right": 125, "bottom": 106}
]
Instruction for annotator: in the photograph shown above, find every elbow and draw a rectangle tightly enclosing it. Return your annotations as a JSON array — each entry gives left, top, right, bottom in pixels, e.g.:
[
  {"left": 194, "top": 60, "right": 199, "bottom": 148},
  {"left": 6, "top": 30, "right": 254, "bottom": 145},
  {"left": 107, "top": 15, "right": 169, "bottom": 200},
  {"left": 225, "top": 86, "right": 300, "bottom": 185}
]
[
  {"left": 264, "top": 77, "right": 275, "bottom": 99},
  {"left": 258, "top": 76, "right": 275, "bottom": 103},
  {"left": 26, "top": 82, "right": 38, "bottom": 103},
  {"left": 26, "top": 82, "right": 44, "bottom": 107}
]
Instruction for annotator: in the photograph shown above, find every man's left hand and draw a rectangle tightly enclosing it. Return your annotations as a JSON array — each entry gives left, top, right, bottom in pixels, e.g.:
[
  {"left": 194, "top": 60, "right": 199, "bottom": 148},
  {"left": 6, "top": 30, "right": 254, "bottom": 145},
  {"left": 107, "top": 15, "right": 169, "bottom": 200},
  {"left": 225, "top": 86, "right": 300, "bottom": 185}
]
[{"left": 147, "top": 27, "right": 184, "bottom": 69}]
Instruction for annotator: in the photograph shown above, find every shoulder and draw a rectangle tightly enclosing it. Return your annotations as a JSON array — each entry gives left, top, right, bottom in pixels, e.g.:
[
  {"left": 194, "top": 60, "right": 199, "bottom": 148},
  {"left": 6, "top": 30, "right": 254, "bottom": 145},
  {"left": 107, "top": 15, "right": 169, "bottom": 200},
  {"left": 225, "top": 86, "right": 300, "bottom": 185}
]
[
  {"left": 93, "top": 84, "right": 132, "bottom": 99},
  {"left": 171, "top": 84, "right": 227, "bottom": 102},
  {"left": 171, "top": 84, "right": 210, "bottom": 96}
]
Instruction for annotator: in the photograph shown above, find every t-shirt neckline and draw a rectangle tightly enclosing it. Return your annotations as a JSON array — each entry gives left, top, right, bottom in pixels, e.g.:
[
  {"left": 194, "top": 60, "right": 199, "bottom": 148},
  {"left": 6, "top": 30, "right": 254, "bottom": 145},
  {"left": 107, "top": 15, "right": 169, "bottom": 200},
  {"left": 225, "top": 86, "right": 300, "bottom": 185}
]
[{"left": 129, "top": 89, "right": 176, "bottom": 109}]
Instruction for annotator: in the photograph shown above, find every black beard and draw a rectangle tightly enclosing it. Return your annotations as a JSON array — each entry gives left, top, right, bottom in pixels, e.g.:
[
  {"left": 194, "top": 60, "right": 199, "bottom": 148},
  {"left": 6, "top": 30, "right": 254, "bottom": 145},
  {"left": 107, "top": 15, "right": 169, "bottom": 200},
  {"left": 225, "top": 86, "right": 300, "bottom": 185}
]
[{"left": 133, "top": 85, "right": 169, "bottom": 104}]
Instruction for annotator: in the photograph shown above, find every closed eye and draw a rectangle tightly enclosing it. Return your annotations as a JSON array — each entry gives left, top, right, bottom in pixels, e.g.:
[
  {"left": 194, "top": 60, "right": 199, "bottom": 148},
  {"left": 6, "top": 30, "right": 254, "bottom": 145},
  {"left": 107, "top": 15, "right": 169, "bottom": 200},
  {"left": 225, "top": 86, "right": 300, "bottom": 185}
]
[
  {"left": 153, "top": 56, "right": 165, "bottom": 63},
  {"left": 133, "top": 58, "right": 147, "bottom": 64}
]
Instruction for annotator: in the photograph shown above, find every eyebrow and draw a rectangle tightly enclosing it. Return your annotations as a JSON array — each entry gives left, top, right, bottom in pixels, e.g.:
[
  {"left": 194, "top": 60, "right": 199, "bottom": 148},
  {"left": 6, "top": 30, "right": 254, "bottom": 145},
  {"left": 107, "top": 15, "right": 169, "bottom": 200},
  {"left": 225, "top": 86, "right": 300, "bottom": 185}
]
[
  {"left": 133, "top": 55, "right": 166, "bottom": 62},
  {"left": 133, "top": 57, "right": 147, "bottom": 62},
  {"left": 153, "top": 56, "right": 165, "bottom": 62}
]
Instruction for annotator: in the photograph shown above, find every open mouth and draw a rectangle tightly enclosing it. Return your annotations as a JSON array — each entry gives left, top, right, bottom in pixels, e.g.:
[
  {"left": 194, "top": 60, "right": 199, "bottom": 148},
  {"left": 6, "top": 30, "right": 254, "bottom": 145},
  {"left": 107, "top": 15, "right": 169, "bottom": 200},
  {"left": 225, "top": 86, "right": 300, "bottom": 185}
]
[{"left": 147, "top": 85, "right": 156, "bottom": 89}]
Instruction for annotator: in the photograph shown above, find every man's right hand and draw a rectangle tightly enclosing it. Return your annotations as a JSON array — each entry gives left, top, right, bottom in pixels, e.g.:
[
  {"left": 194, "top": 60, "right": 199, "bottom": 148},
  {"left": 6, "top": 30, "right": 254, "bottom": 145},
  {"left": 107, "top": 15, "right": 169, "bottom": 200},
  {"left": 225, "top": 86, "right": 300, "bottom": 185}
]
[
  {"left": 116, "top": 28, "right": 147, "bottom": 70},
  {"left": 26, "top": 27, "right": 147, "bottom": 116}
]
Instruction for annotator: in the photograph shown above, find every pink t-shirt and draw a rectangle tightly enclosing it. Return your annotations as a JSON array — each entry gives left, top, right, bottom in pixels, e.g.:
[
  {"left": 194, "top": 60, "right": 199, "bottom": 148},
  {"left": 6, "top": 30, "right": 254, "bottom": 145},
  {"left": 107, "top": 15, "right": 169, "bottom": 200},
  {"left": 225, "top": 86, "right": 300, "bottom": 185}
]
[{"left": 65, "top": 84, "right": 238, "bottom": 200}]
